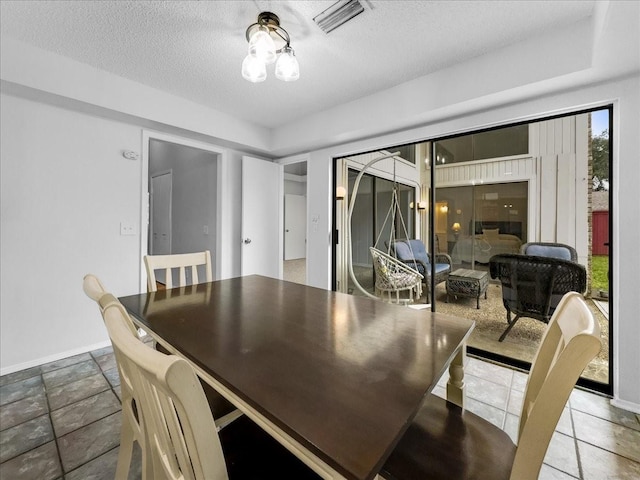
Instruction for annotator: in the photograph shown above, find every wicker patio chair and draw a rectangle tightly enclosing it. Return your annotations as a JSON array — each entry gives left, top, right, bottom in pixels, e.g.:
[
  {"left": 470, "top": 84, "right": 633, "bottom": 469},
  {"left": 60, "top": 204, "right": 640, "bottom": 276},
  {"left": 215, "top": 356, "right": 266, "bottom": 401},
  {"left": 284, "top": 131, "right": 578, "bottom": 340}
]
[{"left": 489, "top": 254, "right": 587, "bottom": 341}]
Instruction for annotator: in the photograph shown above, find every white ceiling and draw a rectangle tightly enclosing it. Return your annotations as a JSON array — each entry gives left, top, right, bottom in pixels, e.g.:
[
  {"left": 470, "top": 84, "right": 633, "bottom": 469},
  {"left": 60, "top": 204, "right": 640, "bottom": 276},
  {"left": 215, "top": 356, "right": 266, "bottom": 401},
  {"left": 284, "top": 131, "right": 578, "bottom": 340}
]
[{"left": 0, "top": 1, "right": 596, "bottom": 129}]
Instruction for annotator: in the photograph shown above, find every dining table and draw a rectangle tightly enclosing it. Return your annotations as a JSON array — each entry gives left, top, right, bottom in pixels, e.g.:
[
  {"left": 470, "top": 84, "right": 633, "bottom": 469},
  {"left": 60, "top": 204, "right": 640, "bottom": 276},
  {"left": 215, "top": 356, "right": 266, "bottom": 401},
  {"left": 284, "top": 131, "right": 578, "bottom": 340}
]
[{"left": 119, "top": 274, "right": 475, "bottom": 480}]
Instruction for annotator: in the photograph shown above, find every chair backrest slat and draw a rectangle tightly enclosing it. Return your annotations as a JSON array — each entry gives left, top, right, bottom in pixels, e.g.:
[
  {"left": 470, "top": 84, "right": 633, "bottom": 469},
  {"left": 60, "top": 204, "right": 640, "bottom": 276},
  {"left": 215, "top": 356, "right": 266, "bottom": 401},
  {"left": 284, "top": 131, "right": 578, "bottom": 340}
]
[{"left": 144, "top": 251, "right": 212, "bottom": 292}]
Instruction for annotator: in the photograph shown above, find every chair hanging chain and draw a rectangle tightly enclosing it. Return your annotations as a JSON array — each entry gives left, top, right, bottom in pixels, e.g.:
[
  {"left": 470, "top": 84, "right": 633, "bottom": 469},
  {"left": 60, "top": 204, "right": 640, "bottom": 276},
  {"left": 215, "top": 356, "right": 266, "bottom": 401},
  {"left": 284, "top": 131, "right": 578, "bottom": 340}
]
[{"left": 372, "top": 164, "right": 416, "bottom": 260}]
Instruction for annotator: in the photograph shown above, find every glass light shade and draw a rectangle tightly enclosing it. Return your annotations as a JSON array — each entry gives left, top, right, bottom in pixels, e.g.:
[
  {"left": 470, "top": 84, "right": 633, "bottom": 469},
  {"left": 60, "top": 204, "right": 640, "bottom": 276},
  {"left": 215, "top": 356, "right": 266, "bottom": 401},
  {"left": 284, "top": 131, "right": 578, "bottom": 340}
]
[
  {"left": 275, "top": 46, "right": 300, "bottom": 82},
  {"left": 248, "top": 26, "right": 277, "bottom": 65},
  {"left": 241, "top": 54, "right": 266, "bottom": 83}
]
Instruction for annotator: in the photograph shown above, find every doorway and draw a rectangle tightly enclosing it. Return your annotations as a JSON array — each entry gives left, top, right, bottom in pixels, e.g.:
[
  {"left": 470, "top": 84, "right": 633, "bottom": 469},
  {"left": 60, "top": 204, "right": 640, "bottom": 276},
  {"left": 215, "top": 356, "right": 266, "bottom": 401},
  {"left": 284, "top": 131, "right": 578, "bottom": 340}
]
[
  {"left": 150, "top": 170, "right": 172, "bottom": 255},
  {"left": 282, "top": 160, "right": 308, "bottom": 284},
  {"left": 146, "top": 137, "right": 220, "bottom": 285}
]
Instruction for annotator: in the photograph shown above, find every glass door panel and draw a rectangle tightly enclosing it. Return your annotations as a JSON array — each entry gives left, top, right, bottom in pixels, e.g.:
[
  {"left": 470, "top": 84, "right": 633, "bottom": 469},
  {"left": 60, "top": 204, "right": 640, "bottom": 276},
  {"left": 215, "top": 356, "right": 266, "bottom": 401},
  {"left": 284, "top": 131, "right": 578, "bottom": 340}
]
[
  {"left": 346, "top": 168, "right": 415, "bottom": 296},
  {"left": 334, "top": 107, "right": 611, "bottom": 393}
]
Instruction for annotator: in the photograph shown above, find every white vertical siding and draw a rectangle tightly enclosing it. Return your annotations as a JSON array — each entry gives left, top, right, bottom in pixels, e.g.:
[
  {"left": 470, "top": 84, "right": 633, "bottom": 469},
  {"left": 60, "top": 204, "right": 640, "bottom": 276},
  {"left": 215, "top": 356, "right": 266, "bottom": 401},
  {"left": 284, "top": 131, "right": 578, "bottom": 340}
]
[
  {"left": 435, "top": 116, "right": 589, "bottom": 258},
  {"left": 435, "top": 156, "right": 536, "bottom": 185}
]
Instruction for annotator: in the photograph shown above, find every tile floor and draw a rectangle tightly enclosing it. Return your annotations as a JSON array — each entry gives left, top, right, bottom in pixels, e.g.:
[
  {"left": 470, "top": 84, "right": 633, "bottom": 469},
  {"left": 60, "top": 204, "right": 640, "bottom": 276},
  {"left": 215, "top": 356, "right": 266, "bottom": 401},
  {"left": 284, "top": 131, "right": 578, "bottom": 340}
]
[{"left": 1, "top": 347, "right": 639, "bottom": 479}]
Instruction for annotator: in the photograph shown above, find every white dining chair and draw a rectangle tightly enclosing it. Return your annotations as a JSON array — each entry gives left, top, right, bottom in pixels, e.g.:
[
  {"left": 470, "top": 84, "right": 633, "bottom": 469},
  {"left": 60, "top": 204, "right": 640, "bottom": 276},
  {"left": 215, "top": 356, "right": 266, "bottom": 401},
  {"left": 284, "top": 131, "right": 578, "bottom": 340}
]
[
  {"left": 380, "top": 291, "right": 602, "bottom": 480},
  {"left": 144, "top": 250, "right": 212, "bottom": 292},
  {"left": 82, "top": 274, "right": 149, "bottom": 479},
  {"left": 143, "top": 252, "right": 240, "bottom": 424},
  {"left": 101, "top": 300, "right": 321, "bottom": 480}
]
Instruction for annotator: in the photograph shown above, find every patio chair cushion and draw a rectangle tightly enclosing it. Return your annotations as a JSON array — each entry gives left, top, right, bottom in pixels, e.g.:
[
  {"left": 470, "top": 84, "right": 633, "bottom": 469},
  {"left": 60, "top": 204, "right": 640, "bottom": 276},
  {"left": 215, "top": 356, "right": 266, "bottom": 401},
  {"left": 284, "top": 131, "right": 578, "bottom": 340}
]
[
  {"left": 406, "top": 239, "right": 431, "bottom": 268},
  {"left": 520, "top": 242, "right": 577, "bottom": 261},
  {"left": 394, "top": 240, "right": 430, "bottom": 269},
  {"left": 392, "top": 240, "right": 450, "bottom": 277},
  {"left": 434, "top": 263, "right": 451, "bottom": 275}
]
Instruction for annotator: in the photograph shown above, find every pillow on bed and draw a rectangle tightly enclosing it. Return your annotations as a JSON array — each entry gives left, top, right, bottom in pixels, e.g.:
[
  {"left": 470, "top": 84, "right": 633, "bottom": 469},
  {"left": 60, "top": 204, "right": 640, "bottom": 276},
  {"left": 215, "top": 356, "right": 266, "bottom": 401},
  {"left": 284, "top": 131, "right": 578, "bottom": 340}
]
[{"left": 483, "top": 228, "right": 500, "bottom": 240}]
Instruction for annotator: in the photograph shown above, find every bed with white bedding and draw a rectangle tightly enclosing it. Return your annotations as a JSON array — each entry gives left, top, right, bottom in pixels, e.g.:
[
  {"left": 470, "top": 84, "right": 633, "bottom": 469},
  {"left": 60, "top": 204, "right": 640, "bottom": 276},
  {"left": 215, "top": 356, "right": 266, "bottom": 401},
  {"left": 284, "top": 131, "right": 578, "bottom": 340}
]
[{"left": 451, "top": 228, "right": 522, "bottom": 264}]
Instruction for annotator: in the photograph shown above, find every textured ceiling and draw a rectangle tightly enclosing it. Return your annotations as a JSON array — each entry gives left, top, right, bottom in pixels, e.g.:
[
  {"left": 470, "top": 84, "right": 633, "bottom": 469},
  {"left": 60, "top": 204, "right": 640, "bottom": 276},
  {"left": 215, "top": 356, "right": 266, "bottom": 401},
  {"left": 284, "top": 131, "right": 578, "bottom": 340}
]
[{"left": 0, "top": 1, "right": 595, "bottom": 129}]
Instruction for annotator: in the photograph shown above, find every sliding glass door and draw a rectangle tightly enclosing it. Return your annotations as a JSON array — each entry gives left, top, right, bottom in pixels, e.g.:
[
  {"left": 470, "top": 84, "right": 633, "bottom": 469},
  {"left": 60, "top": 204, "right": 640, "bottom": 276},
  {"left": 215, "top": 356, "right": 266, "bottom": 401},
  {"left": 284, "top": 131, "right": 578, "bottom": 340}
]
[
  {"left": 431, "top": 108, "right": 611, "bottom": 392},
  {"left": 333, "top": 106, "right": 612, "bottom": 394}
]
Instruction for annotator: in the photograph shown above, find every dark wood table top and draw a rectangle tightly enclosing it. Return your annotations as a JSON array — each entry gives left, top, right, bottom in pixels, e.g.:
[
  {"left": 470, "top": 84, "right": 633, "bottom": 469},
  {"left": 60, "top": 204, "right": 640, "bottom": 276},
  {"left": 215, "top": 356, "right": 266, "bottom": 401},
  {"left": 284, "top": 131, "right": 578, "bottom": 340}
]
[{"left": 119, "top": 275, "right": 475, "bottom": 480}]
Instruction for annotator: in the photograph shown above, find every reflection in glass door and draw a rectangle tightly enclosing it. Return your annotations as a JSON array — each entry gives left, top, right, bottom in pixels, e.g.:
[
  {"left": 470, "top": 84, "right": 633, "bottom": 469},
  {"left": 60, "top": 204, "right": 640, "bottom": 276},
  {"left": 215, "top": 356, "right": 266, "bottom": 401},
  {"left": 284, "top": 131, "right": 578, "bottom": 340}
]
[
  {"left": 332, "top": 107, "right": 612, "bottom": 394},
  {"left": 431, "top": 108, "right": 611, "bottom": 393},
  {"left": 347, "top": 168, "right": 415, "bottom": 296}
]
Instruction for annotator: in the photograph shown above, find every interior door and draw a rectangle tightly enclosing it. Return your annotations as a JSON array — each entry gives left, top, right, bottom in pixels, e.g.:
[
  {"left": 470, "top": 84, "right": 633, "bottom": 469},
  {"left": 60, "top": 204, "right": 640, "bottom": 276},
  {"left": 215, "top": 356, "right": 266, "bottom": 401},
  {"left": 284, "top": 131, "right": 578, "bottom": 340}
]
[
  {"left": 284, "top": 194, "right": 306, "bottom": 260},
  {"left": 241, "top": 156, "right": 283, "bottom": 278},
  {"left": 150, "top": 171, "right": 172, "bottom": 255}
]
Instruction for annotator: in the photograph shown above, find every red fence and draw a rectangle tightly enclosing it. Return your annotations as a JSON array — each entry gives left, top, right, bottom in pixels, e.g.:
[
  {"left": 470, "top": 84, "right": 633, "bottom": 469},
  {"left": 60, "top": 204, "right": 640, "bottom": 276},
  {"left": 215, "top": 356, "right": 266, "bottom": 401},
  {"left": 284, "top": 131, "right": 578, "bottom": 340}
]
[{"left": 592, "top": 211, "right": 609, "bottom": 255}]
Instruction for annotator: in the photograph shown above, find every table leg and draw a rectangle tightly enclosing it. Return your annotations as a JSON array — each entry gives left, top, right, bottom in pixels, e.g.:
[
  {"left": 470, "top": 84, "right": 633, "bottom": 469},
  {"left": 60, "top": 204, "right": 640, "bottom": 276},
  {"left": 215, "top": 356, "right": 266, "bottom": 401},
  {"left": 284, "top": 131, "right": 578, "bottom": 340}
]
[{"left": 446, "top": 344, "right": 466, "bottom": 408}]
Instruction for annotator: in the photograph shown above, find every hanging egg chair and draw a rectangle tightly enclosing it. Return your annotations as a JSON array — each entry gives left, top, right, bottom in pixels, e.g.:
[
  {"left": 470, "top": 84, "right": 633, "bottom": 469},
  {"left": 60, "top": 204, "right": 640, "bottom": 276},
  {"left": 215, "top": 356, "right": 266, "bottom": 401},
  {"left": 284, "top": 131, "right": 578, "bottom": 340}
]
[{"left": 346, "top": 152, "right": 423, "bottom": 304}]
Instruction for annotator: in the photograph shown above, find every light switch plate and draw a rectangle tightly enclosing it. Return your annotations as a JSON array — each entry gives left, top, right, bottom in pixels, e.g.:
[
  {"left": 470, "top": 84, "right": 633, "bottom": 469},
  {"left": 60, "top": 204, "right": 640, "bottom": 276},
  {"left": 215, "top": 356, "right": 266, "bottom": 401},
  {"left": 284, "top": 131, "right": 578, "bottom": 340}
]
[{"left": 120, "top": 222, "right": 136, "bottom": 236}]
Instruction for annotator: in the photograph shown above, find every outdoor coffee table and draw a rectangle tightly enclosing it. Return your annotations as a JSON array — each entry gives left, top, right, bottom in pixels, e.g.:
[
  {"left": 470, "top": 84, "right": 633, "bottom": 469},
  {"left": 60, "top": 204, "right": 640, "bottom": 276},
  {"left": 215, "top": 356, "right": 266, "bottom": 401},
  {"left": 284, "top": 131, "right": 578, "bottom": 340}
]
[{"left": 446, "top": 268, "right": 489, "bottom": 309}]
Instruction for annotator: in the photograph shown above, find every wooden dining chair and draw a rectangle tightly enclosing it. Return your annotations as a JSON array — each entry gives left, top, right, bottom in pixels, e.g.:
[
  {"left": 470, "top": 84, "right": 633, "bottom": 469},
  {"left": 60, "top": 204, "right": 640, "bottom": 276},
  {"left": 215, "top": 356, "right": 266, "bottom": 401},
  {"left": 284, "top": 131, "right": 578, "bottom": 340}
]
[
  {"left": 380, "top": 291, "right": 602, "bottom": 480},
  {"left": 82, "top": 273, "right": 108, "bottom": 304},
  {"left": 143, "top": 252, "right": 240, "bottom": 423},
  {"left": 83, "top": 274, "right": 150, "bottom": 479},
  {"left": 144, "top": 250, "right": 213, "bottom": 292},
  {"left": 101, "top": 300, "right": 321, "bottom": 480}
]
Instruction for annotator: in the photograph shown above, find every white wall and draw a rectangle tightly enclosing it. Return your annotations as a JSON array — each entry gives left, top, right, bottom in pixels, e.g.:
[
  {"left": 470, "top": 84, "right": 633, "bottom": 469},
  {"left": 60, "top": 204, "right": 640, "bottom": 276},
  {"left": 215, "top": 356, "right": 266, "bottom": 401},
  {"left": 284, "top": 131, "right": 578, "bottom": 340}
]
[
  {"left": 284, "top": 178, "right": 306, "bottom": 196},
  {"left": 0, "top": 92, "right": 256, "bottom": 373},
  {"left": 0, "top": 93, "right": 142, "bottom": 369},
  {"left": 1, "top": 37, "right": 272, "bottom": 155}
]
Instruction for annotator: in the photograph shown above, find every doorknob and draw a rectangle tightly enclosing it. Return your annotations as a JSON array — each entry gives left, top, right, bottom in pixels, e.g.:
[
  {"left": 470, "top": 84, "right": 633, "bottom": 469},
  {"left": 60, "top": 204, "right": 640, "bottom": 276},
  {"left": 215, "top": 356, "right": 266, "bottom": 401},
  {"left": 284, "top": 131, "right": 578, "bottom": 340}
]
[{"left": 244, "top": 238, "right": 252, "bottom": 244}]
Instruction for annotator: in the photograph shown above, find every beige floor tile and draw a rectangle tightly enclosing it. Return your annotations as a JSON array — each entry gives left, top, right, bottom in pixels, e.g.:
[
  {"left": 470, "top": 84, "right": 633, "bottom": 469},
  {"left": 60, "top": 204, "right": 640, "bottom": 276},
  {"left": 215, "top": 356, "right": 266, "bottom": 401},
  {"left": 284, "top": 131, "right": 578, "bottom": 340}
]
[
  {"left": 503, "top": 413, "right": 519, "bottom": 443},
  {"left": 544, "top": 432, "right": 580, "bottom": 477},
  {"left": 465, "top": 357, "right": 513, "bottom": 387},
  {"left": 539, "top": 464, "right": 579, "bottom": 479},
  {"left": 507, "top": 388, "right": 524, "bottom": 415},
  {"left": 570, "top": 389, "right": 640, "bottom": 432},
  {"left": 572, "top": 410, "right": 640, "bottom": 463},
  {"left": 511, "top": 370, "right": 528, "bottom": 392},
  {"left": 465, "top": 374, "right": 510, "bottom": 410},
  {"left": 578, "top": 440, "right": 640, "bottom": 480},
  {"left": 465, "top": 397, "right": 505, "bottom": 428},
  {"left": 556, "top": 407, "right": 573, "bottom": 437}
]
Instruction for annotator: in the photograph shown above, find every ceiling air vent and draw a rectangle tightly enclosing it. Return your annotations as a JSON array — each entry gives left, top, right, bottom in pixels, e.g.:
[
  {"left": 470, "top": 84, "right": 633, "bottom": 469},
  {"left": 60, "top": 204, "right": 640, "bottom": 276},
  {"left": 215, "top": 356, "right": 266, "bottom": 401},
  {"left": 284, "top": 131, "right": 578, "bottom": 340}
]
[{"left": 313, "top": 0, "right": 365, "bottom": 34}]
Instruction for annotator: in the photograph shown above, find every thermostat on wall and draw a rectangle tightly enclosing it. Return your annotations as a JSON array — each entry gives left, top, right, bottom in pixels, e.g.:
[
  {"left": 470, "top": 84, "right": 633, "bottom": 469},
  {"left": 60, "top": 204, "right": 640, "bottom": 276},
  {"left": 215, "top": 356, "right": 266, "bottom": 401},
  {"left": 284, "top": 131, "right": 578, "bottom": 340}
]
[{"left": 122, "top": 150, "right": 139, "bottom": 161}]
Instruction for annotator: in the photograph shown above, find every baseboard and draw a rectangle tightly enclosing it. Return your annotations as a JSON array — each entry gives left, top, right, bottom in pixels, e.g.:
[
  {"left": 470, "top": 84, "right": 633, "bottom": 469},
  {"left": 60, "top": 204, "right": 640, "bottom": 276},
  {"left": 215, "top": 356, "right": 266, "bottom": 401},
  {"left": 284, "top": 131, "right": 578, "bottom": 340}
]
[
  {"left": 0, "top": 340, "right": 112, "bottom": 377},
  {"left": 610, "top": 397, "right": 640, "bottom": 414}
]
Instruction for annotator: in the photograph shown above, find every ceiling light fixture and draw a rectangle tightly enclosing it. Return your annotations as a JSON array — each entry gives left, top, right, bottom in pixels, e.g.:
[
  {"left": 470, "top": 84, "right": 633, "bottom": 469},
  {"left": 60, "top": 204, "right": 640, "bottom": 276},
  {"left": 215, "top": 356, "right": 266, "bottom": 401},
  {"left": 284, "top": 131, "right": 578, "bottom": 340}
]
[{"left": 242, "top": 12, "right": 299, "bottom": 83}]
